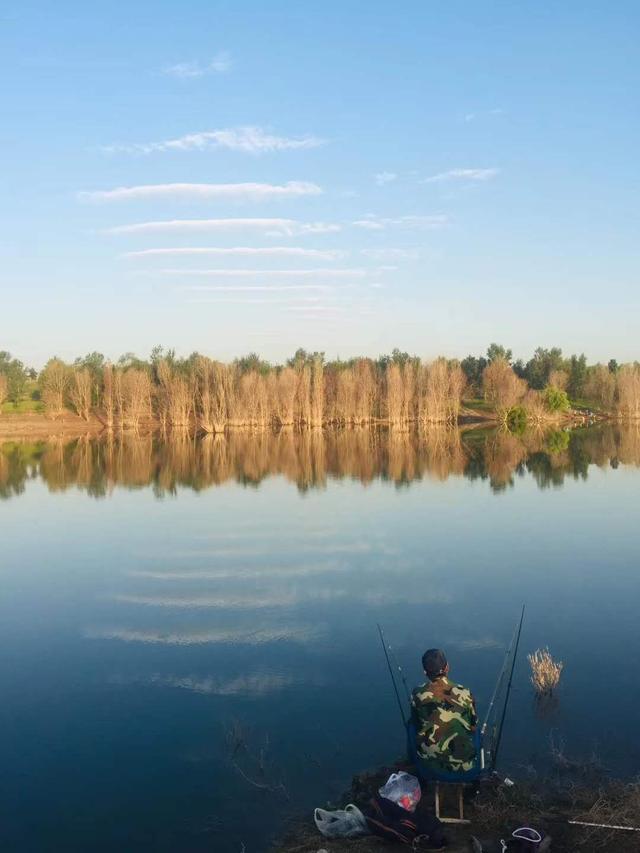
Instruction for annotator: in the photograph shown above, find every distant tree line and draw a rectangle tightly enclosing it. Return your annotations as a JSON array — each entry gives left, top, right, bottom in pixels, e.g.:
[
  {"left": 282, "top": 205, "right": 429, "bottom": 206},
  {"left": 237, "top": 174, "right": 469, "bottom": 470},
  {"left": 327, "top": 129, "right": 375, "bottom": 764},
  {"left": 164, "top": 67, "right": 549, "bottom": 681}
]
[{"left": 1, "top": 344, "right": 639, "bottom": 429}]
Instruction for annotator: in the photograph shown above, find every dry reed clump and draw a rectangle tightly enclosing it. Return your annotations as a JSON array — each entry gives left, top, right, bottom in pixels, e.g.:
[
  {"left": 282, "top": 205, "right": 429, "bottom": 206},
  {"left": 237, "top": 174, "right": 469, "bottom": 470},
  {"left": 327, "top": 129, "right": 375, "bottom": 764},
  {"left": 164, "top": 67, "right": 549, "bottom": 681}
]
[{"left": 529, "top": 648, "right": 564, "bottom": 695}]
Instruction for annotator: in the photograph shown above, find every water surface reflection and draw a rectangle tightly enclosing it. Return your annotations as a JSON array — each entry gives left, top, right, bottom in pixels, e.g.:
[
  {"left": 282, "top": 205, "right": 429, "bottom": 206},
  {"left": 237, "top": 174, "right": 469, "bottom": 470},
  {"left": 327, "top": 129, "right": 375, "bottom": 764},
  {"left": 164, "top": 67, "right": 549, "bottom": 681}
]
[
  {"left": 1, "top": 424, "right": 639, "bottom": 499},
  {"left": 1, "top": 424, "right": 640, "bottom": 852}
]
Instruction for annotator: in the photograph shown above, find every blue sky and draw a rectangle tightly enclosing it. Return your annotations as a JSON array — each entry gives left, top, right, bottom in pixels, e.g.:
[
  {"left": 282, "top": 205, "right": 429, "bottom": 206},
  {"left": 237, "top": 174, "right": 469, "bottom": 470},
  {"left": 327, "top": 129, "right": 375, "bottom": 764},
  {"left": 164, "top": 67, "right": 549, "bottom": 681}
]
[{"left": 1, "top": 1, "right": 639, "bottom": 367}]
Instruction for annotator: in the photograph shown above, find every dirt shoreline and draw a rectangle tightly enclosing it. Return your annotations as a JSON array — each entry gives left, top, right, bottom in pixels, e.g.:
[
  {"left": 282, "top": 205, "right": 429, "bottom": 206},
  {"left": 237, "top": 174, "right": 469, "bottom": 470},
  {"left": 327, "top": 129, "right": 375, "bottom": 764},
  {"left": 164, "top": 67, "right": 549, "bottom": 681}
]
[
  {"left": 0, "top": 410, "right": 601, "bottom": 441},
  {"left": 0, "top": 412, "right": 106, "bottom": 439}
]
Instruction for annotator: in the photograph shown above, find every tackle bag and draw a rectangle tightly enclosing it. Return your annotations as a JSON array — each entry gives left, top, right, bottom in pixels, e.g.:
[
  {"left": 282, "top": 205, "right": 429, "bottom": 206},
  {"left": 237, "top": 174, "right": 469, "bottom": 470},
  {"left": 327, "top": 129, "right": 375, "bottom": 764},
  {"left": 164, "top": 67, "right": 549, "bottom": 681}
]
[{"left": 365, "top": 794, "right": 446, "bottom": 848}]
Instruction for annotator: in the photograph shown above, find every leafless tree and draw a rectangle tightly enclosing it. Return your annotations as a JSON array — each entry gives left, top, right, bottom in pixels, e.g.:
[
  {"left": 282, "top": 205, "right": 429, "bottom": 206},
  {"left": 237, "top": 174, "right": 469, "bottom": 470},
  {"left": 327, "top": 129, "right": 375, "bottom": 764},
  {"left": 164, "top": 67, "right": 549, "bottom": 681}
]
[
  {"left": 548, "top": 369, "right": 569, "bottom": 391},
  {"left": 584, "top": 365, "right": 616, "bottom": 410},
  {"left": 310, "top": 356, "right": 324, "bottom": 427},
  {"left": 40, "top": 358, "right": 71, "bottom": 419},
  {"left": 616, "top": 364, "right": 640, "bottom": 419},
  {"left": 483, "top": 357, "right": 527, "bottom": 420},
  {"left": 0, "top": 373, "right": 7, "bottom": 413},
  {"left": 274, "top": 367, "right": 297, "bottom": 426},
  {"left": 385, "top": 363, "right": 404, "bottom": 425},
  {"left": 102, "top": 363, "right": 115, "bottom": 429},
  {"left": 69, "top": 368, "right": 93, "bottom": 421},
  {"left": 194, "top": 357, "right": 235, "bottom": 434},
  {"left": 155, "top": 359, "right": 192, "bottom": 429},
  {"left": 295, "top": 364, "right": 312, "bottom": 426},
  {"left": 120, "top": 368, "right": 152, "bottom": 430}
]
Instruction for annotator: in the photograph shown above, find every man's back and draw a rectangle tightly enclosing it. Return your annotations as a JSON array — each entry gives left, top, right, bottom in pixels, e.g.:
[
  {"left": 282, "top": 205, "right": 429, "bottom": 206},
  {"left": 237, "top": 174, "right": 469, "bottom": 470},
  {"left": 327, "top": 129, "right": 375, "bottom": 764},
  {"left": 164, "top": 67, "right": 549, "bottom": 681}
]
[{"left": 411, "top": 675, "right": 478, "bottom": 773}]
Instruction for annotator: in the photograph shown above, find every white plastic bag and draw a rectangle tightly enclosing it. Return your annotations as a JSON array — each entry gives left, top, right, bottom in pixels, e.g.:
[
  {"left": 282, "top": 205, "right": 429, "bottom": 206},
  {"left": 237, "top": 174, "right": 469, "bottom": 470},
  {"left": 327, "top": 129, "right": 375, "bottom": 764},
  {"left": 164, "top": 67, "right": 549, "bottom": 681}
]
[
  {"left": 314, "top": 803, "right": 369, "bottom": 838},
  {"left": 378, "top": 771, "right": 421, "bottom": 812}
]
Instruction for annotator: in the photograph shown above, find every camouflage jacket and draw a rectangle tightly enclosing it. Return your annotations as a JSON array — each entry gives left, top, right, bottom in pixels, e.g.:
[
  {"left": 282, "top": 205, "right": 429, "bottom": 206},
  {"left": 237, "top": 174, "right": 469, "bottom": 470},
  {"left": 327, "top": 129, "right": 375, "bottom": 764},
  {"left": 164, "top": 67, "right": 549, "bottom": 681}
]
[{"left": 410, "top": 676, "right": 478, "bottom": 772}]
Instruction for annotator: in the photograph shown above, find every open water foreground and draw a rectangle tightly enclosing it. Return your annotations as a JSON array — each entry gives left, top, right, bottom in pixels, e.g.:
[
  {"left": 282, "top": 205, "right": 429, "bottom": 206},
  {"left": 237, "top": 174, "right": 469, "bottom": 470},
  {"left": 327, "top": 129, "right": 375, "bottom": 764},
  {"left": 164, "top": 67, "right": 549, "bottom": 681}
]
[{"left": 1, "top": 425, "right": 639, "bottom": 852}]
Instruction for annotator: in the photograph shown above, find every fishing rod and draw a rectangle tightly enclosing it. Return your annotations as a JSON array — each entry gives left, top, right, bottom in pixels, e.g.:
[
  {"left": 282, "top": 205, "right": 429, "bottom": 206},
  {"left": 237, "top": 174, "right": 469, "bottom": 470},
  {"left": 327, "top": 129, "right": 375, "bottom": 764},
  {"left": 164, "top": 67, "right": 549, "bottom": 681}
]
[
  {"left": 377, "top": 623, "right": 408, "bottom": 726},
  {"left": 386, "top": 632, "right": 412, "bottom": 706},
  {"left": 491, "top": 604, "right": 526, "bottom": 771},
  {"left": 480, "top": 605, "right": 526, "bottom": 771}
]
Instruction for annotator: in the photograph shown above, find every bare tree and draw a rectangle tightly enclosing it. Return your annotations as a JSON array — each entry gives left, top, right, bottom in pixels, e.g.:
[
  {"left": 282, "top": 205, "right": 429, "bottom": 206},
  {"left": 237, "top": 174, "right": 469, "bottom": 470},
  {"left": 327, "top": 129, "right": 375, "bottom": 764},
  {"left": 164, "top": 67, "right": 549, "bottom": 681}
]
[
  {"left": 354, "top": 359, "right": 377, "bottom": 423},
  {"left": 274, "top": 367, "right": 297, "bottom": 426},
  {"left": 483, "top": 357, "right": 526, "bottom": 419},
  {"left": 310, "top": 356, "right": 324, "bottom": 427},
  {"left": 155, "top": 359, "right": 192, "bottom": 429},
  {"left": 385, "top": 363, "right": 404, "bottom": 425},
  {"left": 102, "top": 363, "right": 115, "bottom": 429},
  {"left": 584, "top": 364, "right": 615, "bottom": 410},
  {"left": 194, "top": 357, "right": 235, "bottom": 433},
  {"left": 69, "top": 368, "right": 93, "bottom": 421},
  {"left": 295, "top": 364, "right": 312, "bottom": 426},
  {"left": 0, "top": 373, "right": 7, "bottom": 413},
  {"left": 616, "top": 364, "right": 640, "bottom": 419},
  {"left": 40, "top": 358, "right": 71, "bottom": 419},
  {"left": 548, "top": 369, "right": 569, "bottom": 391},
  {"left": 121, "top": 369, "right": 152, "bottom": 430}
]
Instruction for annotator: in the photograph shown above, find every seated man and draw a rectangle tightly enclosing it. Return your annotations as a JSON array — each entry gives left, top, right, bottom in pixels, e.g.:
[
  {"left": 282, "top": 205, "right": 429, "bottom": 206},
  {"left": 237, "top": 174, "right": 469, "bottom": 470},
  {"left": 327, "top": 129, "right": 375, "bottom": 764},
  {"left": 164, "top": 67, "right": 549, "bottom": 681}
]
[{"left": 411, "top": 648, "right": 478, "bottom": 774}]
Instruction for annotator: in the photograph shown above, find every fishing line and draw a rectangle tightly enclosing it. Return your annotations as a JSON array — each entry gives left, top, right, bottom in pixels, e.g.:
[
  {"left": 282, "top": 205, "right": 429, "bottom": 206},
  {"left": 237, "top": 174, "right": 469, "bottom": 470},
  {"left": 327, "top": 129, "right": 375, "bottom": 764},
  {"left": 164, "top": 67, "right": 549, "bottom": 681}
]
[
  {"left": 377, "top": 623, "right": 407, "bottom": 726},
  {"left": 492, "top": 604, "right": 525, "bottom": 770}
]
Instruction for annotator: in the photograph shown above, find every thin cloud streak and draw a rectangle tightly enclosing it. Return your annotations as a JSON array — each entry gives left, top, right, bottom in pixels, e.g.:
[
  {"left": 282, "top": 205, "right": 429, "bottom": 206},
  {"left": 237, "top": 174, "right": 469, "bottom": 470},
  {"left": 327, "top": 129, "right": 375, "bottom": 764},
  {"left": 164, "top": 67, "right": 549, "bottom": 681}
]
[
  {"left": 352, "top": 214, "right": 449, "bottom": 230},
  {"left": 103, "top": 126, "right": 325, "bottom": 155},
  {"left": 182, "top": 285, "right": 332, "bottom": 292},
  {"left": 375, "top": 171, "right": 397, "bottom": 186},
  {"left": 104, "top": 218, "right": 340, "bottom": 236},
  {"left": 79, "top": 181, "right": 322, "bottom": 203},
  {"left": 128, "top": 561, "right": 346, "bottom": 580},
  {"left": 156, "top": 268, "right": 366, "bottom": 279},
  {"left": 422, "top": 168, "right": 499, "bottom": 183},
  {"left": 123, "top": 247, "right": 343, "bottom": 260},
  {"left": 163, "top": 52, "right": 232, "bottom": 78},
  {"left": 85, "top": 624, "right": 323, "bottom": 645},
  {"left": 109, "top": 672, "right": 297, "bottom": 696},
  {"left": 187, "top": 297, "right": 325, "bottom": 305}
]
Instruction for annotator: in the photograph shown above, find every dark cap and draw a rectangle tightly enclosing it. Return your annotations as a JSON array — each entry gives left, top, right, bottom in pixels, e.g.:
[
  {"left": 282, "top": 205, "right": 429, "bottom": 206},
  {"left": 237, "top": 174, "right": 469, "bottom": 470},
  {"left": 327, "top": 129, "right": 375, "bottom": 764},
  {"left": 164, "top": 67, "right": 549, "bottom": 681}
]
[{"left": 422, "top": 648, "right": 448, "bottom": 677}]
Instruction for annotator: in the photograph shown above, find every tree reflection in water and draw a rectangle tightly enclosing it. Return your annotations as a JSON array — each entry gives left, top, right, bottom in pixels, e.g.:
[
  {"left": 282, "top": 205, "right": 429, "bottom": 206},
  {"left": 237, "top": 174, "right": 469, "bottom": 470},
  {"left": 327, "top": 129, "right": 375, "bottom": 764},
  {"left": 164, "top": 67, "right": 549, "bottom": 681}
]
[{"left": 1, "top": 424, "right": 639, "bottom": 500}]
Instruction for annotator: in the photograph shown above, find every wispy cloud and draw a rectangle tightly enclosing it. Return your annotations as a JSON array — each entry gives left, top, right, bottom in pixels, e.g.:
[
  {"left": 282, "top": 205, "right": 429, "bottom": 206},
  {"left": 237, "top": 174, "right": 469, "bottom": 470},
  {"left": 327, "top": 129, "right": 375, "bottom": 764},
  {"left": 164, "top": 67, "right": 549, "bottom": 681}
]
[
  {"left": 284, "top": 305, "right": 343, "bottom": 313},
  {"left": 156, "top": 268, "right": 366, "bottom": 279},
  {"left": 187, "top": 297, "right": 326, "bottom": 305},
  {"left": 85, "top": 624, "right": 322, "bottom": 645},
  {"left": 183, "top": 285, "right": 332, "bottom": 292},
  {"left": 352, "top": 214, "right": 449, "bottom": 230},
  {"left": 112, "top": 592, "right": 303, "bottom": 608},
  {"left": 79, "top": 181, "right": 322, "bottom": 203},
  {"left": 374, "top": 171, "right": 397, "bottom": 186},
  {"left": 110, "top": 672, "right": 297, "bottom": 696},
  {"left": 122, "top": 247, "right": 343, "bottom": 260},
  {"left": 104, "top": 218, "right": 340, "bottom": 236},
  {"left": 163, "top": 51, "right": 232, "bottom": 78},
  {"left": 422, "top": 168, "right": 499, "bottom": 184},
  {"left": 103, "top": 126, "right": 326, "bottom": 155},
  {"left": 463, "top": 108, "right": 504, "bottom": 123}
]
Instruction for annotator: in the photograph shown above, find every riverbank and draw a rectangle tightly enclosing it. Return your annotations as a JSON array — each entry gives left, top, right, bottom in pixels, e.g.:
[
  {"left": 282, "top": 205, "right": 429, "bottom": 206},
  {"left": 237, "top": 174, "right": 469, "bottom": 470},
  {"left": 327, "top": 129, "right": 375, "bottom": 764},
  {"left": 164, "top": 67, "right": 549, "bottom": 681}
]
[
  {"left": 274, "top": 762, "right": 640, "bottom": 852},
  {"left": 0, "top": 411, "right": 106, "bottom": 439},
  {"left": 0, "top": 406, "right": 607, "bottom": 440}
]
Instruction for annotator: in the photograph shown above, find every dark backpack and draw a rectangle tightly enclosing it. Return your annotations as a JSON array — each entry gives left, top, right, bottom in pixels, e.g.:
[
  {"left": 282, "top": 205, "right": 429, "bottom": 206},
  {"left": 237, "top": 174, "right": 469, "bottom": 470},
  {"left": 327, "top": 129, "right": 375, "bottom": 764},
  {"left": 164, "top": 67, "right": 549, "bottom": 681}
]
[{"left": 365, "top": 795, "right": 446, "bottom": 848}]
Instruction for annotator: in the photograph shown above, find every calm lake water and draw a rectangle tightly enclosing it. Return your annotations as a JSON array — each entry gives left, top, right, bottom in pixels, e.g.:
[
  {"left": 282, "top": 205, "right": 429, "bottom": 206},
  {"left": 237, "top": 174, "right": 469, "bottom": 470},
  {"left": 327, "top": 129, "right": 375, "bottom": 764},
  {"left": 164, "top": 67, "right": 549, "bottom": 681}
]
[{"left": 1, "top": 425, "right": 639, "bottom": 852}]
